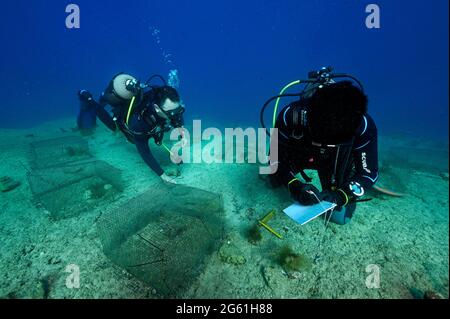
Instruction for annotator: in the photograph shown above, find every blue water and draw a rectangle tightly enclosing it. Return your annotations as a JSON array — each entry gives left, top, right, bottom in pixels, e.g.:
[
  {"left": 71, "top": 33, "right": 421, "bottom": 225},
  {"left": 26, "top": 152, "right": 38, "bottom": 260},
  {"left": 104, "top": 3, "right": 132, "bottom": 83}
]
[{"left": 0, "top": 0, "right": 448, "bottom": 140}]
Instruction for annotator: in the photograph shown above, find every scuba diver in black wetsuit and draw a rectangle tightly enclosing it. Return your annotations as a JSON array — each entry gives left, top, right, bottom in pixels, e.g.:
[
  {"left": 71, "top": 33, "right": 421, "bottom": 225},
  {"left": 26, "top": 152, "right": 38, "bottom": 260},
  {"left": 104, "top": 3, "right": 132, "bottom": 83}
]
[
  {"left": 79, "top": 73, "right": 186, "bottom": 184},
  {"left": 261, "top": 67, "right": 379, "bottom": 225}
]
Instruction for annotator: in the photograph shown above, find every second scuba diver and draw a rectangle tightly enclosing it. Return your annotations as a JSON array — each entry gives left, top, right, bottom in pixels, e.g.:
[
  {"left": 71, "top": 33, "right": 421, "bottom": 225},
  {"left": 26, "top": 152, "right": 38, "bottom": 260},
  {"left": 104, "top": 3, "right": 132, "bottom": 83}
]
[
  {"left": 263, "top": 67, "right": 379, "bottom": 225},
  {"left": 79, "top": 73, "right": 186, "bottom": 184}
]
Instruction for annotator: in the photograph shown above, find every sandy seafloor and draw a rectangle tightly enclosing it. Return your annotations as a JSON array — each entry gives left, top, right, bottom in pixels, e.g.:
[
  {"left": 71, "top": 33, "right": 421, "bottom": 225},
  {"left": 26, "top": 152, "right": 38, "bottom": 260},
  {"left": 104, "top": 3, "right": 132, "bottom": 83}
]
[{"left": 0, "top": 118, "right": 448, "bottom": 299}]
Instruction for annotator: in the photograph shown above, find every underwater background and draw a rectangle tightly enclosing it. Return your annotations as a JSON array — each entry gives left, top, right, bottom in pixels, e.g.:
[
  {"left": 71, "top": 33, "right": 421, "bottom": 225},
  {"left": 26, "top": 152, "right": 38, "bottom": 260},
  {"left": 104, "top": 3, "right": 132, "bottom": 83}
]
[
  {"left": 0, "top": 0, "right": 448, "bottom": 299},
  {"left": 0, "top": 0, "right": 448, "bottom": 139}
]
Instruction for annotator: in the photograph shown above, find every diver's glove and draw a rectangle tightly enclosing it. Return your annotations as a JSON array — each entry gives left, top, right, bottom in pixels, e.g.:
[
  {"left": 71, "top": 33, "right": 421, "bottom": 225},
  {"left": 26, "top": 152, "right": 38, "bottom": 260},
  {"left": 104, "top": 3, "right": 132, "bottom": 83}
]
[
  {"left": 288, "top": 179, "right": 321, "bottom": 206},
  {"left": 320, "top": 189, "right": 349, "bottom": 208}
]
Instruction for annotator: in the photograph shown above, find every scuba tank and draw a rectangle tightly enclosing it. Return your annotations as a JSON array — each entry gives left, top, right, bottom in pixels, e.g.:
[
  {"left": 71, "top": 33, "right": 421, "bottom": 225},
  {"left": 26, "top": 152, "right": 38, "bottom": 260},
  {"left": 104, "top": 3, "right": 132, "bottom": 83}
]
[
  {"left": 260, "top": 66, "right": 364, "bottom": 137},
  {"left": 101, "top": 72, "right": 169, "bottom": 127}
]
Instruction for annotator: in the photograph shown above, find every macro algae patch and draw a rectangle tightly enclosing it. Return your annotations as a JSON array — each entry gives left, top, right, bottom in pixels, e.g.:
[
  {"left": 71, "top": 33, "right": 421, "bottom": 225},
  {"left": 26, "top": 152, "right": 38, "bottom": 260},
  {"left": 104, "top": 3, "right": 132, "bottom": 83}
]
[
  {"left": 28, "top": 161, "right": 124, "bottom": 220},
  {"left": 97, "top": 184, "right": 225, "bottom": 298}
]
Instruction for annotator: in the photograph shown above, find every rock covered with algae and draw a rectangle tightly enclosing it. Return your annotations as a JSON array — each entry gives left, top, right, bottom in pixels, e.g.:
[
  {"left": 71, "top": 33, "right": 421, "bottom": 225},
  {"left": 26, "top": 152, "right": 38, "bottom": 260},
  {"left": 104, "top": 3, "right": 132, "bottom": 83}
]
[{"left": 218, "top": 242, "right": 246, "bottom": 265}]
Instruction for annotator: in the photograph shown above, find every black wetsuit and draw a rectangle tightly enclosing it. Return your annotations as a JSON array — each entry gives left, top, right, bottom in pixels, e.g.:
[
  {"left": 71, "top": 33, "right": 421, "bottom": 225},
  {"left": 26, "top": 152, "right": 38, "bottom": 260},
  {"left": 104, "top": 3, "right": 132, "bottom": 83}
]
[
  {"left": 272, "top": 100, "right": 379, "bottom": 211},
  {"left": 93, "top": 90, "right": 184, "bottom": 176}
]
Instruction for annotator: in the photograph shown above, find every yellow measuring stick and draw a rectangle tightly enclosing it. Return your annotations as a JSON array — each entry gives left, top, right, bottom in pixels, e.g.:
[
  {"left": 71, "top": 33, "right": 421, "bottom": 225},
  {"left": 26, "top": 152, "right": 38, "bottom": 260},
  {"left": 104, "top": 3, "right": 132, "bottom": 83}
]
[{"left": 258, "top": 210, "right": 283, "bottom": 239}]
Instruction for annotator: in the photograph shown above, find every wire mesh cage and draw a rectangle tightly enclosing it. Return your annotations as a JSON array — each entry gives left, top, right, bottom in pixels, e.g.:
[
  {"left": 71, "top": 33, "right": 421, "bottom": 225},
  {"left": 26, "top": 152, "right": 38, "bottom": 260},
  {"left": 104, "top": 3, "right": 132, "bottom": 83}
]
[
  {"left": 97, "top": 184, "right": 225, "bottom": 298},
  {"left": 27, "top": 136, "right": 124, "bottom": 220},
  {"left": 29, "top": 135, "right": 93, "bottom": 169},
  {"left": 28, "top": 160, "right": 124, "bottom": 220}
]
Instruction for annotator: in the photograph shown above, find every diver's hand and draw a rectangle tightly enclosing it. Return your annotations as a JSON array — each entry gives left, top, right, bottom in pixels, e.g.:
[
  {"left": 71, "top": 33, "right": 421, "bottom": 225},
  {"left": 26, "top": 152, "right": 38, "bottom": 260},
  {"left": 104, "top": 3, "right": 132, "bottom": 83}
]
[
  {"left": 320, "top": 189, "right": 348, "bottom": 207},
  {"left": 160, "top": 173, "right": 177, "bottom": 184},
  {"left": 288, "top": 180, "right": 321, "bottom": 206}
]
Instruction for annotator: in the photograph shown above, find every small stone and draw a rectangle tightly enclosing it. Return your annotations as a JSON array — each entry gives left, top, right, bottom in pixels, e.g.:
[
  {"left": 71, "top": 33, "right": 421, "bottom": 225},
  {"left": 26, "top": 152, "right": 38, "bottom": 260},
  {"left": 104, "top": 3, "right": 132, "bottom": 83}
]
[{"left": 104, "top": 184, "right": 113, "bottom": 191}]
